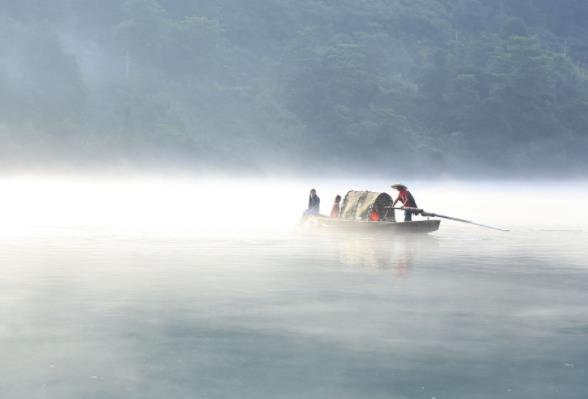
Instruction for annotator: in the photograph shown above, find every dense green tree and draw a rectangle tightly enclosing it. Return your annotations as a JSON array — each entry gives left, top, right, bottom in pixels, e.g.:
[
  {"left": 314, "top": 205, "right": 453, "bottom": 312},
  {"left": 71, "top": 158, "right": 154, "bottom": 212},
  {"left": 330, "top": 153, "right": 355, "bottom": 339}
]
[{"left": 0, "top": 0, "right": 587, "bottom": 175}]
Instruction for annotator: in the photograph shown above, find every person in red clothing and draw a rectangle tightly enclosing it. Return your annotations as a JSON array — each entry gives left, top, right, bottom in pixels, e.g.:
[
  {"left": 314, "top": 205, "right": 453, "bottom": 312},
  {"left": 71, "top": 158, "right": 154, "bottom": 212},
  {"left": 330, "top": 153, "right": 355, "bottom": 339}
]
[
  {"left": 391, "top": 184, "right": 419, "bottom": 221},
  {"left": 369, "top": 208, "right": 380, "bottom": 221},
  {"left": 330, "top": 195, "right": 342, "bottom": 218}
]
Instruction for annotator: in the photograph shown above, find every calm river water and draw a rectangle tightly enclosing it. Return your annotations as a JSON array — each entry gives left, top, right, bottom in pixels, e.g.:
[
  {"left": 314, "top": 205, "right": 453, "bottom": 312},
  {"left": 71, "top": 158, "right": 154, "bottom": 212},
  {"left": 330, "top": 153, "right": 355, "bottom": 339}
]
[{"left": 1, "top": 222, "right": 587, "bottom": 399}]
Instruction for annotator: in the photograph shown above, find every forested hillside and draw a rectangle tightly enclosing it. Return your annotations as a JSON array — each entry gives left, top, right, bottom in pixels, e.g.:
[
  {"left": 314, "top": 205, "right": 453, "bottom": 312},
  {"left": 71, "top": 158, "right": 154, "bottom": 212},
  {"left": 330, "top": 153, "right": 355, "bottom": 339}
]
[{"left": 1, "top": 0, "right": 587, "bottom": 176}]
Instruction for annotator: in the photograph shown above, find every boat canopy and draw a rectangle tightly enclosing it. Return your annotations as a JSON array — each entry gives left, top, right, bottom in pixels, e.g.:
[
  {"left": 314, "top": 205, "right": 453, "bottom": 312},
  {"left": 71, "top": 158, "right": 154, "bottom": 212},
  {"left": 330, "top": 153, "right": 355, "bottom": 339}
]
[{"left": 340, "top": 191, "right": 395, "bottom": 221}]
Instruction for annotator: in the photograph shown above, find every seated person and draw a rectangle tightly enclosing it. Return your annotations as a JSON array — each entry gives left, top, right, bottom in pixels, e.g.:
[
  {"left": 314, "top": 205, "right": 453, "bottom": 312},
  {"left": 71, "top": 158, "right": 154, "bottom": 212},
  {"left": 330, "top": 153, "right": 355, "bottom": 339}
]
[
  {"left": 369, "top": 208, "right": 381, "bottom": 221},
  {"left": 304, "top": 188, "right": 320, "bottom": 216},
  {"left": 330, "top": 195, "right": 341, "bottom": 218}
]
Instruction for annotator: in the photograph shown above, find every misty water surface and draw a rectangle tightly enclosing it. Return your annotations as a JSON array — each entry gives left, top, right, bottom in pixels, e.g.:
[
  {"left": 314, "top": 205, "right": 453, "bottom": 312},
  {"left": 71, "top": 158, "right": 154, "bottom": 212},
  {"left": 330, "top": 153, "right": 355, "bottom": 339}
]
[{"left": 1, "top": 179, "right": 587, "bottom": 399}]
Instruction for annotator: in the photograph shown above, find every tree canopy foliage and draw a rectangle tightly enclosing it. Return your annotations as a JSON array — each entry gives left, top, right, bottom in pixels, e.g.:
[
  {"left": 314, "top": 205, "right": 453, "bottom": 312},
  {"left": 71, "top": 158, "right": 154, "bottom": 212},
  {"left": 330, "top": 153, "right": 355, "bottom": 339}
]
[{"left": 1, "top": 0, "right": 587, "bottom": 176}]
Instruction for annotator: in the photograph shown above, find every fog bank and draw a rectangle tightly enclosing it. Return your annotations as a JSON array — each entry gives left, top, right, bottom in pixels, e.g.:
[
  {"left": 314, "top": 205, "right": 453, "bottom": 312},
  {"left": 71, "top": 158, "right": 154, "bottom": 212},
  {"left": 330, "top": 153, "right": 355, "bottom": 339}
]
[{"left": 1, "top": 176, "right": 586, "bottom": 234}]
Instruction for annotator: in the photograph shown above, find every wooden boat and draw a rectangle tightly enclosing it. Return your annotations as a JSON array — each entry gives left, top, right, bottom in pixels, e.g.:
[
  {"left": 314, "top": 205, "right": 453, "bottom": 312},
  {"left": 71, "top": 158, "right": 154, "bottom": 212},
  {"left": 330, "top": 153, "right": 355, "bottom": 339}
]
[
  {"left": 302, "top": 190, "right": 440, "bottom": 234},
  {"left": 305, "top": 216, "right": 441, "bottom": 234}
]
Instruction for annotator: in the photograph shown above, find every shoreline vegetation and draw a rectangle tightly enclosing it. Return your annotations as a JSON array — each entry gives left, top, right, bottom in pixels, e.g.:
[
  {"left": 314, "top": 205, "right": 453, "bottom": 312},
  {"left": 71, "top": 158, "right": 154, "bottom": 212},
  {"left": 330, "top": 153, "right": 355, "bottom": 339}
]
[{"left": 1, "top": 1, "right": 587, "bottom": 177}]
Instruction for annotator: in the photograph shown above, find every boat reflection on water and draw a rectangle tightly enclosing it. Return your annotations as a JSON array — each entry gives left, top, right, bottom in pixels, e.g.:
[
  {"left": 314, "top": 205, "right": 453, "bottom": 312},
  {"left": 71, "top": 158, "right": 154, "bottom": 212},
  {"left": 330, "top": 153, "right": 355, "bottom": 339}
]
[{"left": 328, "top": 231, "right": 440, "bottom": 277}]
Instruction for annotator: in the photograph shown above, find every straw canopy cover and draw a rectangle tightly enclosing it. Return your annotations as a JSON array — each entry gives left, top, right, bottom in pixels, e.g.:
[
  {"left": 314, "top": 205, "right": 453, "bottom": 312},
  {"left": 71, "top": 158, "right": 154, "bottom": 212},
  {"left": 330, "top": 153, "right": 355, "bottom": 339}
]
[{"left": 340, "top": 190, "right": 395, "bottom": 221}]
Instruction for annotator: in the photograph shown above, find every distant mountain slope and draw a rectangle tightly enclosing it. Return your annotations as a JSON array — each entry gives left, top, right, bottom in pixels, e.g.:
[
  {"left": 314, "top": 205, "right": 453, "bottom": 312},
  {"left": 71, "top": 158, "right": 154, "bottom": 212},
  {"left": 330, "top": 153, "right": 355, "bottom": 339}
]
[{"left": 0, "top": 0, "right": 586, "bottom": 176}]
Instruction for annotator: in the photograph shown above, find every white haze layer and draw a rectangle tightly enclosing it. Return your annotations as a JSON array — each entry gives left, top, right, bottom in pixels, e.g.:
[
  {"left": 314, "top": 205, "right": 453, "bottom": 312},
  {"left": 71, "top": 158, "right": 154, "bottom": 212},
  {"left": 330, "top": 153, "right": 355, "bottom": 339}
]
[
  {"left": 0, "top": 176, "right": 586, "bottom": 234},
  {"left": 1, "top": 176, "right": 587, "bottom": 399}
]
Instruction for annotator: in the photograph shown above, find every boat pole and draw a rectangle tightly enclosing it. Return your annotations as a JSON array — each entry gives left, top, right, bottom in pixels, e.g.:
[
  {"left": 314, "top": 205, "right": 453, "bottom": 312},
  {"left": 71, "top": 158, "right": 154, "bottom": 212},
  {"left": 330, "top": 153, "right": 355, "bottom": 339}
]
[{"left": 387, "top": 207, "right": 509, "bottom": 232}]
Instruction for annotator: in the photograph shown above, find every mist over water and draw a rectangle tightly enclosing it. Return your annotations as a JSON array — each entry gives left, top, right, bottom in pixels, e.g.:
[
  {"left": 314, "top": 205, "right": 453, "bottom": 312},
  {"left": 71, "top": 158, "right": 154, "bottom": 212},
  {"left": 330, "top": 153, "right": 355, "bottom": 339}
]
[
  {"left": 1, "top": 176, "right": 587, "bottom": 398},
  {"left": 3, "top": 1, "right": 588, "bottom": 397},
  {"left": 0, "top": 176, "right": 586, "bottom": 231}
]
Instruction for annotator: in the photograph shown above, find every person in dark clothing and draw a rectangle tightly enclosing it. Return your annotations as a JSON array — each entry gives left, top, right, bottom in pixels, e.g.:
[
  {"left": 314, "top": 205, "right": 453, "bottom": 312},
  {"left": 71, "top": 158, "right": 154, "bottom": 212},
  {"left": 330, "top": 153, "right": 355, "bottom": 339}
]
[
  {"left": 305, "top": 188, "right": 320, "bottom": 216},
  {"left": 391, "top": 184, "right": 418, "bottom": 222},
  {"left": 330, "top": 195, "right": 341, "bottom": 218}
]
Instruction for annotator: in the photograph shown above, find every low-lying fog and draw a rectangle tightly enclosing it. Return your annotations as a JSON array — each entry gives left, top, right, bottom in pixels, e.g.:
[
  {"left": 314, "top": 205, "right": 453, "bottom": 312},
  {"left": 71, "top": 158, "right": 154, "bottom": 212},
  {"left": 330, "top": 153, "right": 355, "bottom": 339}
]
[
  {"left": 0, "top": 176, "right": 586, "bottom": 232},
  {"left": 1, "top": 176, "right": 587, "bottom": 399}
]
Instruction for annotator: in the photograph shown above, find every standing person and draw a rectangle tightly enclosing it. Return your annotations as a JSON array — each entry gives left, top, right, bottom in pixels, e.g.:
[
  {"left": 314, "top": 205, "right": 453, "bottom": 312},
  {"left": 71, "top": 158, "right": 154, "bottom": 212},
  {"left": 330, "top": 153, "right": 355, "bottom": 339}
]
[
  {"left": 305, "top": 188, "right": 320, "bottom": 216},
  {"left": 330, "top": 195, "right": 341, "bottom": 218},
  {"left": 391, "top": 184, "right": 418, "bottom": 221}
]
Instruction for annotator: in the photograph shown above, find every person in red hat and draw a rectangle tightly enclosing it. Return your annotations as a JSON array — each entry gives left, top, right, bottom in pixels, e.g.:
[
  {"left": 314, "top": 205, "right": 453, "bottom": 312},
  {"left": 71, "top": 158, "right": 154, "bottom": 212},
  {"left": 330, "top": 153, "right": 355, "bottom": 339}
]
[{"left": 391, "top": 184, "right": 419, "bottom": 221}]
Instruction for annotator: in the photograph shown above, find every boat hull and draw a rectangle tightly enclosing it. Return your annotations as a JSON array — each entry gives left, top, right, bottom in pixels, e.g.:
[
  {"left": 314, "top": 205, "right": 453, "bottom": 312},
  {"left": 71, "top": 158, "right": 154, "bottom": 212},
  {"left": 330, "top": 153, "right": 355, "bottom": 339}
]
[{"left": 304, "top": 217, "right": 441, "bottom": 234}]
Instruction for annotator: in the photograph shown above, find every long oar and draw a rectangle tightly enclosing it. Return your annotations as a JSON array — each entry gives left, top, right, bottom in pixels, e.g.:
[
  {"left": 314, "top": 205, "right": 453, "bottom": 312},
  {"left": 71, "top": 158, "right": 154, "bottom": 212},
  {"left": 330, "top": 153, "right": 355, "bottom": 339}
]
[{"left": 390, "top": 207, "right": 509, "bottom": 232}]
